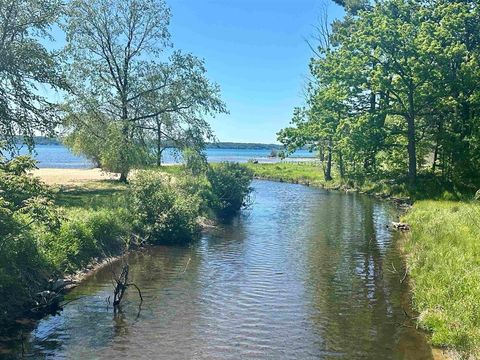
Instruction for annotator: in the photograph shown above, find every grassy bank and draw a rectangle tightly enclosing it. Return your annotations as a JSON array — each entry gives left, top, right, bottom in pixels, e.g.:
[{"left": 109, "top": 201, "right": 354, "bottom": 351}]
[
  {"left": 37, "top": 181, "right": 130, "bottom": 273},
  {"left": 403, "top": 201, "right": 480, "bottom": 357},
  {"left": 245, "top": 162, "right": 406, "bottom": 198},
  {"left": 245, "top": 162, "right": 472, "bottom": 201}
]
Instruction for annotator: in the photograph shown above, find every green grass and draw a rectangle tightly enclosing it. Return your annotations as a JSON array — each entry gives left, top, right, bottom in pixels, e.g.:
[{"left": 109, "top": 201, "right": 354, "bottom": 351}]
[
  {"left": 245, "top": 162, "right": 474, "bottom": 201},
  {"left": 403, "top": 201, "right": 480, "bottom": 356},
  {"left": 245, "top": 162, "right": 408, "bottom": 199},
  {"left": 54, "top": 180, "right": 128, "bottom": 210},
  {"left": 246, "top": 162, "right": 342, "bottom": 187}
]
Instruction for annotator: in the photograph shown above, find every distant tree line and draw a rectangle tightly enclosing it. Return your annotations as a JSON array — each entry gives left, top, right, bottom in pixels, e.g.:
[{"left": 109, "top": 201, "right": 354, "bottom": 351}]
[
  {"left": 279, "top": 0, "right": 480, "bottom": 191},
  {"left": 15, "top": 137, "right": 293, "bottom": 151}
]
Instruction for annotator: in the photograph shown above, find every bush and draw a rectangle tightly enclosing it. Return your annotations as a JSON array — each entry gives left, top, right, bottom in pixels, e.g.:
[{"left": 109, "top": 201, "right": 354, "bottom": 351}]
[
  {"left": 0, "top": 231, "right": 49, "bottom": 325},
  {"left": 38, "top": 209, "right": 130, "bottom": 272},
  {"left": 206, "top": 162, "right": 253, "bottom": 218},
  {"left": 129, "top": 171, "right": 200, "bottom": 244},
  {"left": 0, "top": 156, "right": 58, "bottom": 325}
]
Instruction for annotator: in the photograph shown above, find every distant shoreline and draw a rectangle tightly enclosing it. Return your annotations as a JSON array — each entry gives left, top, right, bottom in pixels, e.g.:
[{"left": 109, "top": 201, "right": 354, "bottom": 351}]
[{"left": 16, "top": 136, "right": 308, "bottom": 151}]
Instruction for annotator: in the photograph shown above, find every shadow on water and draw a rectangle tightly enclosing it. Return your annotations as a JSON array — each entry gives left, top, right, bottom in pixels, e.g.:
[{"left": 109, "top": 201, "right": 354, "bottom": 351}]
[{"left": 1, "top": 180, "right": 435, "bottom": 359}]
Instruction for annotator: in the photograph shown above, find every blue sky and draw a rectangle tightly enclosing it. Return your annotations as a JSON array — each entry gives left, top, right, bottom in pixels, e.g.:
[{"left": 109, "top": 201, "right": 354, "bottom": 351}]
[
  {"left": 168, "top": 0, "right": 344, "bottom": 143},
  {"left": 47, "top": 1, "right": 344, "bottom": 143}
]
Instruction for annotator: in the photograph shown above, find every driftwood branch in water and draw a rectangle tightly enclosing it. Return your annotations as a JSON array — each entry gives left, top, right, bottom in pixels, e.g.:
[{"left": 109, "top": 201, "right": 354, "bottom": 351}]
[
  {"left": 112, "top": 263, "right": 143, "bottom": 307},
  {"left": 127, "top": 283, "right": 143, "bottom": 303}
]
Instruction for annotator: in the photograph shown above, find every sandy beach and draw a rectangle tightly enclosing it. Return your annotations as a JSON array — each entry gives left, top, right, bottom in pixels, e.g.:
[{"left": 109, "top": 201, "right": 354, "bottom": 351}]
[{"left": 31, "top": 168, "right": 119, "bottom": 185}]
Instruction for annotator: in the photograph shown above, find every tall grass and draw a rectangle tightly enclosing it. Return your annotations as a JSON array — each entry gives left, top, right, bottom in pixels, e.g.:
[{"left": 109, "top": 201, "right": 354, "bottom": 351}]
[
  {"left": 403, "top": 201, "right": 480, "bottom": 355},
  {"left": 36, "top": 208, "right": 131, "bottom": 272}
]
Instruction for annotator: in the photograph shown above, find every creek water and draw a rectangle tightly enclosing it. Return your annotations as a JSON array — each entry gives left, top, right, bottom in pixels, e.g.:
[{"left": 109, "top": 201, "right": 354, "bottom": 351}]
[{"left": 3, "top": 180, "right": 434, "bottom": 359}]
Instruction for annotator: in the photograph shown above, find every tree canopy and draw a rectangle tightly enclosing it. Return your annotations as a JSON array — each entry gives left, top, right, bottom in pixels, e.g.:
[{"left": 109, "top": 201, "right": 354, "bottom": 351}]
[
  {"left": 279, "top": 0, "right": 480, "bottom": 191},
  {"left": 0, "top": 0, "right": 66, "bottom": 154}
]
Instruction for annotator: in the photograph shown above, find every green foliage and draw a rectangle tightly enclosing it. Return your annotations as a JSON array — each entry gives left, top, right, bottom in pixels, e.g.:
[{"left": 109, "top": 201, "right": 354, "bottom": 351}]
[
  {"left": 0, "top": 157, "right": 49, "bottom": 208},
  {"left": 128, "top": 171, "right": 200, "bottom": 244},
  {"left": 38, "top": 209, "right": 130, "bottom": 272},
  {"left": 206, "top": 163, "right": 253, "bottom": 218},
  {"left": 182, "top": 148, "right": 208, "bottom": 176},
  {"left": 0, "top": 230, "right": 48, "bottom": 325},
  {"left": 0, "top": 156, "right": 61, "bottom": 324},
  {"left": 98, "top": 126, "right": 151, "bottom": 176},
  {"left": 403, "top": 201, "right": 480, "bottom": 354},
  {"left": 279, "top": 0, "right": 480, "bottom": 191},
  {"left": 0, "top": 156, "right": 61, "bottom": 238},
  {"left": 0, "top": 0, "right": 66, "bottom": 153}
]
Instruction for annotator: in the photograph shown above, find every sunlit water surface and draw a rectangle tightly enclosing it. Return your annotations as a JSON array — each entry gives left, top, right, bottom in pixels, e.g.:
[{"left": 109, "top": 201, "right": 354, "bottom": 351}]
[
  {"left": 19, "top": 145, "right": 314, "bottom": 168},
  {"left": 3, "top": 181, "right": 434, "bottom": 359}
]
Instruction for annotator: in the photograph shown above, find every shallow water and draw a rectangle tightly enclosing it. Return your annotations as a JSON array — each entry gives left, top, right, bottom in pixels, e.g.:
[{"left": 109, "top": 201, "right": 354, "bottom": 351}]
[{"left": 2, "top": 180, "right": 434, "bottom": 359}]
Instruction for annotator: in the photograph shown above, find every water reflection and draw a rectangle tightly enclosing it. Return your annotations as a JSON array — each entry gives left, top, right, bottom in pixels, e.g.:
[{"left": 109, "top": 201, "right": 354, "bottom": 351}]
[{"left": 2, "top": 180, "right": 433, "bottom": 359}]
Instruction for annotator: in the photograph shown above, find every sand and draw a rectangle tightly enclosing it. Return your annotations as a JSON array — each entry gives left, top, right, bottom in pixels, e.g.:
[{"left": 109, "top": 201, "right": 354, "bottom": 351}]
[{"left": 31, "top": 168, "right": 119, "bottom": 185}]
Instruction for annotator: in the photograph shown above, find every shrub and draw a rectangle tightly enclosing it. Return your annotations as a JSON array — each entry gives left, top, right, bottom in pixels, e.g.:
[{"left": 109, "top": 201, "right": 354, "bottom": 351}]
[
  {"left": 129, "top": 170, "right": 200, "bottom": 244},
  {"left": 0, "top": 231, "right": 49, "bottom": 325},
  {"left": 38, "top": 209, "right": 130, "bottom": 272},
  {"left": 0, "top": 156, "right": 61, "bottom": 324},
  {"left": 206, "top": 162, "right": 253, "bottom": 218}
]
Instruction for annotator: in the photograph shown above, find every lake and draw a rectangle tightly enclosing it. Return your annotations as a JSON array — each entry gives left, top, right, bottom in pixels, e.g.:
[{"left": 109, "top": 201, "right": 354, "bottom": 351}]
[
  {"left": 2, "top": 180, "right": 434, "bottom": 359},
  {"left": 19, "top": 144, "right": 314, "bottom": 168}
]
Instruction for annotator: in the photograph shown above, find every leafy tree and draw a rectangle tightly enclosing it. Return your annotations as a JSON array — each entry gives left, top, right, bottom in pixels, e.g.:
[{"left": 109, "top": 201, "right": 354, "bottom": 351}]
[
  {"left": 62, "top": 0, "right": 171, "bottom": 181},
  {"left": 0, "top": 0, "right": 66, "bottom": 154},
  {"left": 62, "top": 0, "right": 226, "bottom": 179},
  {"left": 135, "top": 52, "right": 227, "bottom": 165},
  {"left": 280, "top": 0, "right": 480, "bottom": 191}
]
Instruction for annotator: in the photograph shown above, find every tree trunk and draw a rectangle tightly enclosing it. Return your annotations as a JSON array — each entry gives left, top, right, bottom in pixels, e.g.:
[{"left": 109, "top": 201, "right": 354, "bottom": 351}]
[
  {"left": 156, "top": 118, "right": 162, "bottom": 166},
  {"left": 338, "top": 150, "right": 345, "bottom": 178},
  {"left": 119, "top": 172, "right": 128, "bottom": 183},
  {"left": 406, "top": 115, "right": 416, "bottom": 185},
  {"left": 432, "top": 140, "right": 439, "bottom": 173},
  {"left": 324, "top": 140, "right": 333, "bottom": 181},
  {"left": 407, "top": 88, "right": 417, "bottom": 185},
  {"left": 119, "top": 121, "right": 130, "bottom": 183}
]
